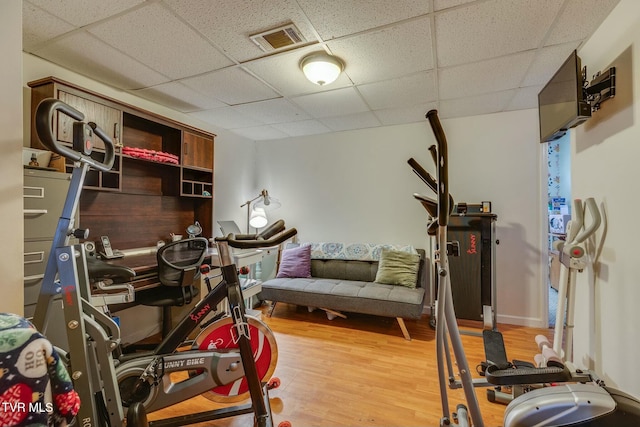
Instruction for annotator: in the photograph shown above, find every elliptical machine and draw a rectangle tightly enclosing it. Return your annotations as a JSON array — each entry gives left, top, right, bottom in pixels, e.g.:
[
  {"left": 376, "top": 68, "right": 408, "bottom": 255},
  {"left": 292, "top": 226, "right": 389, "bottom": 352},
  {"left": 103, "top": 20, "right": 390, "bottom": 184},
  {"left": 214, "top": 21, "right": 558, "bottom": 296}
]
[{"left": 413, "top": 109, "right": 640, "bottom": 426}]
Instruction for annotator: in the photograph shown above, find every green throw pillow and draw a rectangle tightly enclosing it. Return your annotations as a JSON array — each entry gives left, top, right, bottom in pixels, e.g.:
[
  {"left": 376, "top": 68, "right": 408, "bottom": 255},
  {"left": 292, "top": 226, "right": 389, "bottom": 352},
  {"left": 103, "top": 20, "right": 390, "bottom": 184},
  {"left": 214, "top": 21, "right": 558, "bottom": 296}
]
[{"left": 374, "top": 249, "right": 420, "bottom": 288}]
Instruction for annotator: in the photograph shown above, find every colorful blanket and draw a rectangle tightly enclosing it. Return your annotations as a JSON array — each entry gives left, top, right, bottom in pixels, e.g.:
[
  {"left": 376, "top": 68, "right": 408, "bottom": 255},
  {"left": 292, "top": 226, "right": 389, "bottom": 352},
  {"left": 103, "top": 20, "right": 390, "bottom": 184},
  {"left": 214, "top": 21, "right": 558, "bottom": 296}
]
[
  {"left": 0, "top": 313, "right": 80, "bottom": 427},
  {"left": 305, "top": 242, "right": 417, "bottom": 261}
]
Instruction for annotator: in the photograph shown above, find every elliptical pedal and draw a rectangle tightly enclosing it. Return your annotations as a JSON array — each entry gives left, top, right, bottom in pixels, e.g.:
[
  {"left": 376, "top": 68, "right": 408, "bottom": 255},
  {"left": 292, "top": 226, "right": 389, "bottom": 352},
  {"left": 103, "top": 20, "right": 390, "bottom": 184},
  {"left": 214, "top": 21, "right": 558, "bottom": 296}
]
[{"left": 482, "top": 329, "right": 511, "bottom": 371}]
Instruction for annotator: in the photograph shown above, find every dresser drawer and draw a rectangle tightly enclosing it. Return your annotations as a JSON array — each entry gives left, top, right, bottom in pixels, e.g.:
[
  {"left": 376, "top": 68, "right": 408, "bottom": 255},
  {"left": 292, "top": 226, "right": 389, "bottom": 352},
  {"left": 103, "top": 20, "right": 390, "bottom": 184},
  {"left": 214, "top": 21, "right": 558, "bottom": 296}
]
[
  {"left": 24, "top": 240, "right": 51, "bottom": 278},
  {"left": 24, "top": 240, "right": 53, "bottom": 307},
  {"left": 24, "top": 169, "right": 72, "bottom": 241}
]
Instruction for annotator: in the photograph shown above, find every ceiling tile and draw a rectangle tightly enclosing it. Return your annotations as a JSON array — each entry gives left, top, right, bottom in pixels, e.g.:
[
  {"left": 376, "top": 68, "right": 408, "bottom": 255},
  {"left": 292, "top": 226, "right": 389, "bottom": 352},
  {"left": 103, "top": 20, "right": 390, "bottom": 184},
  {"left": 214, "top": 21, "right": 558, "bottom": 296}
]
[
  {"left": 297, "top": 0, "right": 430, "bottom": 39},
  {"left": 546, "top": 0, "right": 620, "bottom": 46},
  {"left": 88, "top": 2, "right": 233, "bottom": 80},
  {"left": 23, "top": 2, "right": 76, "bottom": 50},
  {"left": 435, "top": 0, "right": 564, "bottom": 67},
  {"left": 505, "top": 86, "right": 543, "bottom": 111},
  {"left": 439, "top": 90, "right": 516, "bottom": 119},
  {"left": 133, "top": 82, "right": 227, "bottom": 113},
  {"left": 320, "top": 111, "right": 381, "bottom": 132},
  {"left": 165, "top": 0, "right": 319, "bottom": 62},
  {"left": 232, "top": 125, "right": 290, "bottom": 140},
  {"left": 374, "top": 102, "right": 438, "bottom": 126},
  {"left": 21, "top": 0, "right": 618, "bottom": 139},
  {"left": 291, "top": 87, "right": 369, "bottom": 118},
  {"left": 358, "top": 71, "right": 436, "bottom": 110},
  {"left": 26, "top": 0, "right": 144, "bottom": 27},
  {"left": 242, "top": 45, "right": 352, "bottom": 97},
  {"left": 271, "top": 119, "right": 332, "bottom": 137},
  {"left": 188, "top": 107, "right": 263, "bottom": 129},
  {"left": 328, "top": 17, "right": 433, "bottom": 84},
  {"left": 521, "top": 42, "right": 581, "bottom": 87},
  {"left": 439, "top": 51, "right": 534, "bottom": 99},
  {"left": 181, "top": 67, "right": 280, "bottom": 105},
  {"left": 233, "top": 99, "right": 311, "bottom": 124},
  {"left": 433, "top": 0, "right": 476, "bottom": 11},
  {"left": 31, "top": 32, "right": 168, "bottom": 89}
]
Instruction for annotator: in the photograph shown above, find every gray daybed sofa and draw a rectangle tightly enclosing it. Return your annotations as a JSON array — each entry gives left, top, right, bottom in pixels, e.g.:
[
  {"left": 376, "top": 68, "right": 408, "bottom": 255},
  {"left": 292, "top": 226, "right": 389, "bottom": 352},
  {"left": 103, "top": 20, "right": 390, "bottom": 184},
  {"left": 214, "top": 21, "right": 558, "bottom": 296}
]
[{"left": 259, "top": 243, "right": 429, "bottom": 340}]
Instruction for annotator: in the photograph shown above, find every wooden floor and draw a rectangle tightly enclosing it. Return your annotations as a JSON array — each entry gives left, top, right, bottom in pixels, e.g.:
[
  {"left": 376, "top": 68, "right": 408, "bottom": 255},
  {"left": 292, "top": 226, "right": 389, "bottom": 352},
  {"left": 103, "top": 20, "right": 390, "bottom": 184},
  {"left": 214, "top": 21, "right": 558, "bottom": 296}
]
[{"left": 150, "top": 303, "right": 552, "bottom": 427}]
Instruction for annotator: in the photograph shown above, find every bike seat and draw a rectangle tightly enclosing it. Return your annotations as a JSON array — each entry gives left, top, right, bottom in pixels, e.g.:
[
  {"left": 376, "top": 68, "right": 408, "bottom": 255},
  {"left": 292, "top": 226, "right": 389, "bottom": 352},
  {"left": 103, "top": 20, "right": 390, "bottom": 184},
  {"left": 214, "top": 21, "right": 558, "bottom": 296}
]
[{"left": 87, "top": 256, "right": 136, "bottom": 283}]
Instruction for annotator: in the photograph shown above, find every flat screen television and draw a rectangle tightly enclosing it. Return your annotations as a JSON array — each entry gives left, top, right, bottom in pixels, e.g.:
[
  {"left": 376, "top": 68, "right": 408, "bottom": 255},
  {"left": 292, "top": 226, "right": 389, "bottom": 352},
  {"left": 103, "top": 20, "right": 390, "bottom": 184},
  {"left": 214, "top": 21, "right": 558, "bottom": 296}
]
[{"left": 538, "top": 50, "right": 591, "bottom": 143}]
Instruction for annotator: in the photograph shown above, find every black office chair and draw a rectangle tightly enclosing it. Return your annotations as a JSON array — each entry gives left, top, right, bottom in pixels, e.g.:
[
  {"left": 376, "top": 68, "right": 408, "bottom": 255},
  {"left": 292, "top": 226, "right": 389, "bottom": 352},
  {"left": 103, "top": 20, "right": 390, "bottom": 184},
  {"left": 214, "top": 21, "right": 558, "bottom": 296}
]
[{"left": 135, "top": 237, "right": 208, "bottom": 339}]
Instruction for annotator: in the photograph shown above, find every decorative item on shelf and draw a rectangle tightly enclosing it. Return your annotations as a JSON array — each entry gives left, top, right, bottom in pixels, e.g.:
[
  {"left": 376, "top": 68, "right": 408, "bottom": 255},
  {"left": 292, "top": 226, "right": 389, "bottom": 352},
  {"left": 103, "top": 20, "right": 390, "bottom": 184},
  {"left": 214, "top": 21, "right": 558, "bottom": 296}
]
[
  {"left": 187, "top": 221, "right": 203, "bottom": 238},
  {"left": 241, "top": 189, "right": 281, "bottom": 233},
  {"left": 22, "top": 148, "right": 52, "bottom": 168},
  {"left": 300, "top": 51, "right": 344, "bottom": 86},
  {"left": 122, "top": 146, "right": 179, "bottom": 164}
]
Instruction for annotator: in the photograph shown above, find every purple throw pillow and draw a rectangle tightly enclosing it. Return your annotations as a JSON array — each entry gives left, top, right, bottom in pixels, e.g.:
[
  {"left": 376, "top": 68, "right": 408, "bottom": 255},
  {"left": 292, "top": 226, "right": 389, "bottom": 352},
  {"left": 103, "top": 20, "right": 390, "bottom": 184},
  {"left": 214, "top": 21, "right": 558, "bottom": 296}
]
[{"left": 276, "top": 245, "right": 312, "bottom": 278}]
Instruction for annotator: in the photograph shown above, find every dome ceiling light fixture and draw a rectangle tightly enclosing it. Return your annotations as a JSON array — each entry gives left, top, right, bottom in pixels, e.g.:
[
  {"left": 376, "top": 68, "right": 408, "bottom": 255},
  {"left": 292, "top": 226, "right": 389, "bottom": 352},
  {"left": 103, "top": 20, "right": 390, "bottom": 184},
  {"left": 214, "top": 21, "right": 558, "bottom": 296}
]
[{"left": 300, "top": 52, "right": 344, "bottom": 86}]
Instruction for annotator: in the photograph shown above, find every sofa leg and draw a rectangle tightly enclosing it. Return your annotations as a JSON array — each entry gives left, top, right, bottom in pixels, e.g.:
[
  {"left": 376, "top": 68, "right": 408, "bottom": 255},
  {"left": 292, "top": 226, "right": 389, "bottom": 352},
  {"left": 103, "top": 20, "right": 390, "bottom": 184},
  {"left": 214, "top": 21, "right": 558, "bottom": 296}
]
[
  {"left": 396, "top": 317, "right": 411, "bottom": 341},
  {"left": 322, "top": 308, "right": 347, "bottom": 320},
  {"left": 267, "top": 301, "right": 277, "bottom": 317}
]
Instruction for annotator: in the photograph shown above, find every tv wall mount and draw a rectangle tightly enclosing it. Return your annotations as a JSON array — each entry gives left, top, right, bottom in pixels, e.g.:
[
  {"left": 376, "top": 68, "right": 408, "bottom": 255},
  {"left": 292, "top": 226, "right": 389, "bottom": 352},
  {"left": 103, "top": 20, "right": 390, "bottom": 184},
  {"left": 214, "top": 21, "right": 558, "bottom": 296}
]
[{"left": 583, "top": 65, "right": 616, "bottom": 112}]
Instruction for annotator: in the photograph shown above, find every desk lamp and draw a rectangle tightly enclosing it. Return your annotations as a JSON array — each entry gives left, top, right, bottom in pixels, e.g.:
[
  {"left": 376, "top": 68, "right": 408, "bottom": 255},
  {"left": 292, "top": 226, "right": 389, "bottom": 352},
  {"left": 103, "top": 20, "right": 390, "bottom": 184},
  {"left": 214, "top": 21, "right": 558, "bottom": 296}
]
[{"left": 241, "top": 189, "right": 281, "bottom": 233}]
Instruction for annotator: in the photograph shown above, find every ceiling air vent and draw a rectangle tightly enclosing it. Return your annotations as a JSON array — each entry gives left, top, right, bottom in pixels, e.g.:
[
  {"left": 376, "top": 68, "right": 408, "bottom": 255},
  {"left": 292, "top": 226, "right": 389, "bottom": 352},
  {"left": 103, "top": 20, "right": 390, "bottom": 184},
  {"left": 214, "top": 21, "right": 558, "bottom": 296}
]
[{"left": 250, "top": 23, "right": 306, "bottom": 52}]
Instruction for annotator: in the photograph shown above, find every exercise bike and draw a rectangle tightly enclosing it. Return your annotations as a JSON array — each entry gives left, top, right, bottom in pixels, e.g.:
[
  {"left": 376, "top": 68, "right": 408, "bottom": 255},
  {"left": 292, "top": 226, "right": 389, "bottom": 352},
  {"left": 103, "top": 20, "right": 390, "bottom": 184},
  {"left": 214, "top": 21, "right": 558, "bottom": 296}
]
[
  {"left": 31, "top": 98, "right": 295, "bottom": 427},
  {"left": 412, "top": 109, "right": 640, "bottom": 426}
]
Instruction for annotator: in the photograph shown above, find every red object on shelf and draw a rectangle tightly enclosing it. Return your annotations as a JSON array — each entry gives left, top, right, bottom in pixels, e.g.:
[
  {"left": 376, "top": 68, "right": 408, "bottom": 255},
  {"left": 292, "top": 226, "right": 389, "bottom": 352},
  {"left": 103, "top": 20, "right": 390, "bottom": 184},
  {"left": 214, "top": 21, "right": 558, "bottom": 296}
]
[{"left": 122, "top": 146, "right": 179, "bottom": 165}]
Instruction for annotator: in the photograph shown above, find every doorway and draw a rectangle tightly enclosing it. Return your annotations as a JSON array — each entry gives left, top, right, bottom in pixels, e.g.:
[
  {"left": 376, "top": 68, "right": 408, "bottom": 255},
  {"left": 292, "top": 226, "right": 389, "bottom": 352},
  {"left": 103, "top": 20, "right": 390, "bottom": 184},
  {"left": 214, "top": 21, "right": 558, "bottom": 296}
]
[{"left": 546, "top": 133, "right": 571, "bottom": 327}]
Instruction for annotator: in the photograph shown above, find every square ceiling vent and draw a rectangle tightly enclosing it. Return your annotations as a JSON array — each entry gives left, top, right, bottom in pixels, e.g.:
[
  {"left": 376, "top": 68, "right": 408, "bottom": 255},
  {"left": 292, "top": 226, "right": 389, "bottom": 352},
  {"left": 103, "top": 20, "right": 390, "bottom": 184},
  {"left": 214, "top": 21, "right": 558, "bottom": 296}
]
[{"left": 250, "top": 23, "right": 306, "bottom": 52}]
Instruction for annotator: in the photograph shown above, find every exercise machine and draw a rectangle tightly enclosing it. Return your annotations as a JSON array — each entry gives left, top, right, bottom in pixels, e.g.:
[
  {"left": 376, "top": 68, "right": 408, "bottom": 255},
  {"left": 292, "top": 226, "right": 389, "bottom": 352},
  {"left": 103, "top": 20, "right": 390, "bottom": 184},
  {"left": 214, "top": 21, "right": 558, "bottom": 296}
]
[
  {"left": 413, "top": 109, "right": 640, "bottom": 426},
  {"left": 409, "top": 160, "right": 497, "bottom": 331},
  {"left": 480, "top": 199, "right": 602, "bottom": 405},
  {"left": 550, "top": 197, "right": 601, "bottom": 363},
  {"left": 420, "top": 110, "right": 483, "bottom": 426},
  {"left": 31, "top": 98, "right": 295, "bottom": 427}
]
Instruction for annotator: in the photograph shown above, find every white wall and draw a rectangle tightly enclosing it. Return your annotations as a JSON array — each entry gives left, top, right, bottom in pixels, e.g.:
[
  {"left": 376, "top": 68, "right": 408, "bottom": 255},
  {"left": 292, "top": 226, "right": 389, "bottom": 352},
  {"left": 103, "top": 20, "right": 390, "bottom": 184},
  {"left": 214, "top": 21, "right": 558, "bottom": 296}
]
[
  {"left": 1, "top": 1, "right": 25, "bottom": 314},
  {"left": 256, "top": 108, "right": 545, "bottom": 326},
  {"left": 572, "top": 0, "right": 640, "bottom": 397},
  {"left": 213, "top": 137, "right": 259, "bottom": 234}
]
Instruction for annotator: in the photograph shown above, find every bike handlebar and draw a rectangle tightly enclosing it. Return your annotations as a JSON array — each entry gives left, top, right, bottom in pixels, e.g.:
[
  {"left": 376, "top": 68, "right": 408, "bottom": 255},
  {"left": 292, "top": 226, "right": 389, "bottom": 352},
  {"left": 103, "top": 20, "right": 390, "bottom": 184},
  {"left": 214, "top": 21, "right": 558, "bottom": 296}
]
[
  {"left": 426, "top": 110, "right": 449, "bottom": 227},
  {"left": 215, "top": 220, "right": 298, "bottom": 249},
  {"left": 35, "top": 98, "right": 115, "bottom": 172}
]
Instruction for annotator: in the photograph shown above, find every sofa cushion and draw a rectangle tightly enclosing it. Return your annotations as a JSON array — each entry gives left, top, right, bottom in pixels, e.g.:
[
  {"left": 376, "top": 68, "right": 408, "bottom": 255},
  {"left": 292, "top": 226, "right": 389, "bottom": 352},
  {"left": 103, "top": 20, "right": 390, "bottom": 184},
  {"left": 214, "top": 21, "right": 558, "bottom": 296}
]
[
  {"left": 310, "top": 258, "right": 378, "bottom": 282},
  {"left": 374, "top": 249, "right": 421, "bottom": 288},
  {"left": 276, "top": 244, "right": 311, "bottom": 278},
  {"left": 259, "top": 277, "right": 426, "bottom": 319}
]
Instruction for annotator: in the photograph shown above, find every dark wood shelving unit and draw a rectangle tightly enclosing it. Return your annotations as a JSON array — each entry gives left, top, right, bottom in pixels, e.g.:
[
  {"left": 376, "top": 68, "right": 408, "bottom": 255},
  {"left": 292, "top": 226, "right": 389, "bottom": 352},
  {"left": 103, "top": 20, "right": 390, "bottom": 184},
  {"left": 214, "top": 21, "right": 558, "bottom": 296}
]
[{"left": 29, "top": 77, "right": 215, "bottom": 249}]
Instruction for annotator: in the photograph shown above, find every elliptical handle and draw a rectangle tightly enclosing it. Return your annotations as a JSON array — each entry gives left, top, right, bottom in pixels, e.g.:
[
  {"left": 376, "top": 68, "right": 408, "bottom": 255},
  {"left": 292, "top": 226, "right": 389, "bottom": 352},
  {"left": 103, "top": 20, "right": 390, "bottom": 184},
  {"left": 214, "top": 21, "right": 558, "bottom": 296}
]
[
  {"left": 35, "top": 98, "right": 115, "bottom": 173},
  {"left": 573, "top": 197, "right": 601, "bottom": 244},
  {"left": 408, "top": 157, "right": 455, "bottom": 214},
  {"left": 426, "top": 110, "right": 449, "bottom": 227},
  {"left": 408, "top": 157, "right": 438, "bottom": 194}
]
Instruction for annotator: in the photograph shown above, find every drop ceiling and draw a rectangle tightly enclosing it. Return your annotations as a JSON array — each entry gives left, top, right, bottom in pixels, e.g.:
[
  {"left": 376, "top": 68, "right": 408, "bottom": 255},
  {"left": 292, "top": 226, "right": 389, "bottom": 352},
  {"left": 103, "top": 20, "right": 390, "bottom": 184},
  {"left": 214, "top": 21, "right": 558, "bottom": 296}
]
[{"left": 22, "top": 0, "right": 619, "bottom": 141}]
